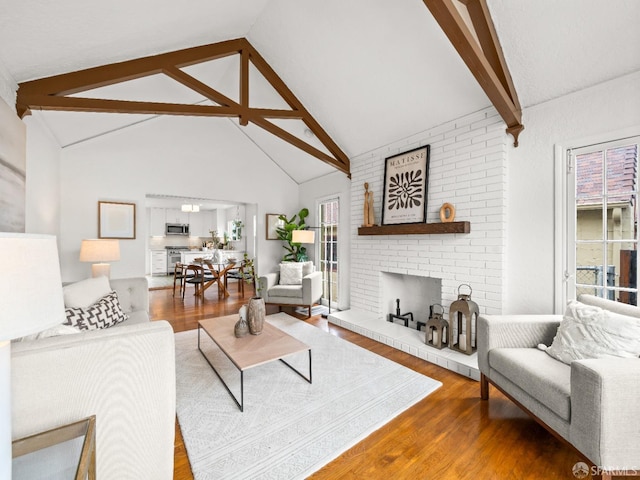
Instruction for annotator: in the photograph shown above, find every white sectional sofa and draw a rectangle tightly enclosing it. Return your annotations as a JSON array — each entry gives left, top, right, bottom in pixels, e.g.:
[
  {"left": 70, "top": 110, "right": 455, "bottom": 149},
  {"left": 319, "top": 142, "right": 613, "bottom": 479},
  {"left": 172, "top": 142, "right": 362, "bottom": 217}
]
[
  {"left": 11, "top": 277, "right": 176, "bottom": 479},
  {"left": 478, "top": 294, "right": 640, "bottom": 477}
]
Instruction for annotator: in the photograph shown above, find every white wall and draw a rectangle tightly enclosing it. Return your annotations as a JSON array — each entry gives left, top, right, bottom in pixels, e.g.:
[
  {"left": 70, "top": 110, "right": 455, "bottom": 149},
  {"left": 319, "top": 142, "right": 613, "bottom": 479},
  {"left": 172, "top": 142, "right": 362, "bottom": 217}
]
[
  {"left": 298, "top": 170, "right": 352, "bottom": 310},
  {"left": 24, "top": 114, "right": 61, "bottom": 236},
  {"left": 507, "top": 71, "right": 640, "bottom": 314},
  {"left": 0, "top": 59, "right": 16, "bottom": 109},
  {"left": 58, "top": 115, "right": 299, "bottom": 282},
  {"left": 0, "top": 61, "right": 62, "bottom": 239}
]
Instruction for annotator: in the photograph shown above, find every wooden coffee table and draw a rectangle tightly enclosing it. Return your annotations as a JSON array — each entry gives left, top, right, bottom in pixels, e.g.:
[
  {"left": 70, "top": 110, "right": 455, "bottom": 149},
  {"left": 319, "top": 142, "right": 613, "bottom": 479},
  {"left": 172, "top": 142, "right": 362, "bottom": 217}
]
[{"left": 198, "top": 315, "right": 312, "bottom": 411}]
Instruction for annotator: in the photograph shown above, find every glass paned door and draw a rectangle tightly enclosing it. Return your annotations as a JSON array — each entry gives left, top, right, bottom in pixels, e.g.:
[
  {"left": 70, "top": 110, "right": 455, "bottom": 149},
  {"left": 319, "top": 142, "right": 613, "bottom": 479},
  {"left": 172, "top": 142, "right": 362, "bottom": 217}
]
[
  {"left": 318, "top": 198, "right": 339, "bottom": 308},
  {"left": 570, "top": 138, "right": 639, "bottom": 305}
]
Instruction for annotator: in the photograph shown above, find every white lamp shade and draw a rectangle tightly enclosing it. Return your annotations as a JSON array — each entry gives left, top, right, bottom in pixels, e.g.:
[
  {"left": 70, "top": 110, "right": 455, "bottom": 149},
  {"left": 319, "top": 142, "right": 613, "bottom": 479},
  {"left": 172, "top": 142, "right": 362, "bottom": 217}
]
[
  {"left": 292, "top": 229, "right": 315, "bottom": 244},
  {"left": 0, "top": 233, "right": 65, "bottom": 340},
  {"left": 79, "top": 239, "right": 120, "bottom": 262}
]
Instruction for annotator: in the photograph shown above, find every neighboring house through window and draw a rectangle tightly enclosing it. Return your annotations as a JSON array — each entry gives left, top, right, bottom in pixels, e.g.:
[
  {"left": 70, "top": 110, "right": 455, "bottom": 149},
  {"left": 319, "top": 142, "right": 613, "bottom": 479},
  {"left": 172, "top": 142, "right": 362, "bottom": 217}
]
[{"left": 557, "top": 134, "right": 640, "bottom": 309}]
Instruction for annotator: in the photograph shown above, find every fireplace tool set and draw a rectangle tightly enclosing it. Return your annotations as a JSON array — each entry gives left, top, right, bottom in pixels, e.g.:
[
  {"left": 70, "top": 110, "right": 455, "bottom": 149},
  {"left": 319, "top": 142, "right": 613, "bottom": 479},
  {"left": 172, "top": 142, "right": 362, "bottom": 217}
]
[{"left": 386, "top": 284, "right": 479, "bottom": 355}]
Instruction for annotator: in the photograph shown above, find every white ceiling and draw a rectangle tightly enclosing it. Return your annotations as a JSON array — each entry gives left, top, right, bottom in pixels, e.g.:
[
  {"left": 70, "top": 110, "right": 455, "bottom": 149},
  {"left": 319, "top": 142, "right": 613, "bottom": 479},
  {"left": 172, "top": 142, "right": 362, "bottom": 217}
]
[{"left": 1, "top": 0, "right": 639, "bottom": 184}]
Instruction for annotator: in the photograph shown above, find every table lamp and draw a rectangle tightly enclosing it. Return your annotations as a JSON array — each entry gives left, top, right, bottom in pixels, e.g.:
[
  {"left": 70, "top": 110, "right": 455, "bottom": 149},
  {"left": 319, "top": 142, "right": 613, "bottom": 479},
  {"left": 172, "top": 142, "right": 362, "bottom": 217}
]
[
  {"left": 0, "top": 233, "right": 66, "bottom": 480},
  {"left": 79, "top": 239, "right": 120, "bottom": 277}
]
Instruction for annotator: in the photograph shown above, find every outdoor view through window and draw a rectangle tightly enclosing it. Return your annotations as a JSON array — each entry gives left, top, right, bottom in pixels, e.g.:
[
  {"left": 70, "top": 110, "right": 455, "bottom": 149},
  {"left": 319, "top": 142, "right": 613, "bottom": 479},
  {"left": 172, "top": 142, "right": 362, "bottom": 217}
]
[{"left": 575, "top": 138, "right": 640, "bottom": 305}]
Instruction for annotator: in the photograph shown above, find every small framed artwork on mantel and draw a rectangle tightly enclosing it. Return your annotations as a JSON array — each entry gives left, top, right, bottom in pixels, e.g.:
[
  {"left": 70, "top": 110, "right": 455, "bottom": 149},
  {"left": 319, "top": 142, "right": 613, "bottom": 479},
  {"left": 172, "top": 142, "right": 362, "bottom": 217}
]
[
  {"left": 99, "top": 201, "right": 136, "bottom": 239},
  {"left": 266, "top": 213, "right": 284, "bottom": 240},
  {"left": 381, "top": 145, "right": 430, "bottom": 226}
]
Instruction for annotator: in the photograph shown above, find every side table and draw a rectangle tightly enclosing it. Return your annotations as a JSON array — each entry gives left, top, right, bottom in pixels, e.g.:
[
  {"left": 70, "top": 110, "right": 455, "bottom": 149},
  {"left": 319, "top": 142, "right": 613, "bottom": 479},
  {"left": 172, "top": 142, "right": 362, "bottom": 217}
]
[{"left": 12, "top": 415, "right": 96, "bottom": 480}]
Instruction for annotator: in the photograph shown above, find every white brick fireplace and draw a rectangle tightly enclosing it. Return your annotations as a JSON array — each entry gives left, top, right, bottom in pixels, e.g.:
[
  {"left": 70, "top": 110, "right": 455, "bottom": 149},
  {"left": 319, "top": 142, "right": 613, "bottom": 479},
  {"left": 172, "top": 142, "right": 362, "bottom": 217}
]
[{"left": 328, "top": 107, "right": 508, "bottom": 379}]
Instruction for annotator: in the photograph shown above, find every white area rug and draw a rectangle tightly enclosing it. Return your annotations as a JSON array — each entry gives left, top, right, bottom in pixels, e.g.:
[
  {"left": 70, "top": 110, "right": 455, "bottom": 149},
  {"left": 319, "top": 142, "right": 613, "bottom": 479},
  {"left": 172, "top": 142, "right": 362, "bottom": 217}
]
[{"left": 175, "top": 313, "right": 441, "bottom": 480}]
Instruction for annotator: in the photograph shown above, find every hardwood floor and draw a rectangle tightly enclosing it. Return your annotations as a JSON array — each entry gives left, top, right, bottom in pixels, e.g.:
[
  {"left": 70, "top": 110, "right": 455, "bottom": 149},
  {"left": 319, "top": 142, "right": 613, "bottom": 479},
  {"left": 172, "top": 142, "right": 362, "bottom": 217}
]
[{"left": 150, "top": 284, "right": 629, "bottom": 480}]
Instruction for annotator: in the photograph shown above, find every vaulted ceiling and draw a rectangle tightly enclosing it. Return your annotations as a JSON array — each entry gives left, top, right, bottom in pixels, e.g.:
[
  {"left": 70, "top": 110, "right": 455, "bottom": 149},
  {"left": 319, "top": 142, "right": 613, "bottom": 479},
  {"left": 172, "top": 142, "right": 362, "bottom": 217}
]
[{"left": 1, "top": 0, "right": 639, "bottom": 184}]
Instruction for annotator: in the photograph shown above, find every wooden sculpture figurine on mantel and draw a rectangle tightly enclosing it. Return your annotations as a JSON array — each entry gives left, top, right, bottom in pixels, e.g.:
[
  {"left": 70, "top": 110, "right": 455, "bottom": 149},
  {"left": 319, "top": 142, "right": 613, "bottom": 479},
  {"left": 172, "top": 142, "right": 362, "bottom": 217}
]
[{"left": 363, "top": 182, "right": 376, "bottom": 227}]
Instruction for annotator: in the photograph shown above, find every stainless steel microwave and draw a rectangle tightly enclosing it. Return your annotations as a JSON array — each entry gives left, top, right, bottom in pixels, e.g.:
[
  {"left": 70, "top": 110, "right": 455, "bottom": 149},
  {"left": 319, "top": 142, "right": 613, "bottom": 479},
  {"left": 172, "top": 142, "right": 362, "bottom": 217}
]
[{"left": 166, "top": 223, "right": 189, "bottom": 236}]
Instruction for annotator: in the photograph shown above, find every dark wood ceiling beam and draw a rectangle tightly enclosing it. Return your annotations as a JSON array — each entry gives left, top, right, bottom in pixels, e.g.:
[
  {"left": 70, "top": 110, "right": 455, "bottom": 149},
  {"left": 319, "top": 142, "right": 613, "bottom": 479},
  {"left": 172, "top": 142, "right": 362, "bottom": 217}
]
[
  {"left": 251, "top": 108, "right": 304, "bottom": 119},
  {"left": 16, "top": 37, "right": 350, "bottom": 175},
  {"left": 17, "top": 38, "right": 245, "bottom": 97},
  {"left": 423, "top": 0, "right": 524, "bottom": 146},
  {"left": 19, "top": 94, "right": 236, "bottom": 117},
  {"left": 245, "top": 43, "right": 351, "bottom": 172},
  {"left": 251, "top": 116, "right": 350, "bottom": 175},
  {"left": 162, "top": 66, "right": 237, "bottom": 108},
  {"left": 239, "top": 48, "right": 250, "bottom": 126},
  {"left": 460, "top": 0, "right": 520, "bottom": 112}
]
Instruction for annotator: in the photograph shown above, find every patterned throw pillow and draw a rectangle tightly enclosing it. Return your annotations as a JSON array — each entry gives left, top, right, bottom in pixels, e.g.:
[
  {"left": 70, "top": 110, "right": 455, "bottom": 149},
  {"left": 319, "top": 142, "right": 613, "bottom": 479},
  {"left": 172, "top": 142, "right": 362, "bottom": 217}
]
[
  {"left": 280, "top": 262, "right": 304, "bottom": 285},
  {"left": 64, "top": 291, "right": 129, "bottom": 330}
]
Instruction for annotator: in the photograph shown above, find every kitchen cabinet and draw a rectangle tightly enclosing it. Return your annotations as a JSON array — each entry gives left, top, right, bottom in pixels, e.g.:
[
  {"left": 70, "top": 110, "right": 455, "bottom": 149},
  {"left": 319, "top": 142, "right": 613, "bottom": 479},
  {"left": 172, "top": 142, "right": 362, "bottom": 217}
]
[
  {"left": 149, "top": 208, "right": 166, "bottom": 236},
  {"left": 166, "top": 209, "right": 189, "bottom": 225},
  {"left": 188, "top": 211, "right": 215, "bottom": 238},
  {"left": 150, "top": 250, "right": 167, "bottom": 275}
]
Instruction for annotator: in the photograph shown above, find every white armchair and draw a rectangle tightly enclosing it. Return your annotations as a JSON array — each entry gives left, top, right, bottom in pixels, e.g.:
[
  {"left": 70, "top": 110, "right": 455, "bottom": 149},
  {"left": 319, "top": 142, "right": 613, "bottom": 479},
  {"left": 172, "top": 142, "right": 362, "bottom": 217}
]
[{"left": 259, "top": 262, "right": 323, "bottom": 318}]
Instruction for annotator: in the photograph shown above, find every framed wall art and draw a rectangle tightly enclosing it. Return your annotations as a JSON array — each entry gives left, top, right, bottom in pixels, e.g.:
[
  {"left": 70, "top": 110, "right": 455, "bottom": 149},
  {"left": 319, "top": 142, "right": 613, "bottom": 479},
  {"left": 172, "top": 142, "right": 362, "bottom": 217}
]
[
  {"left": 381, "top": 145, "right": 430, "bottom": 225},
  {"left": 99, "top": 201, "right": 136, "bottom": 239},
  {"left": 266, "top": 213, "right": 284, "bottom": 240}
]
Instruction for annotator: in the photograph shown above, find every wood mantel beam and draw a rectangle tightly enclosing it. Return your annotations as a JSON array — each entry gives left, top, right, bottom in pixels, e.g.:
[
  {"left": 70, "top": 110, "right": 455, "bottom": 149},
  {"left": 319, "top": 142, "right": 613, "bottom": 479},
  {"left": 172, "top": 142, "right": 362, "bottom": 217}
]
[
  {"left": 423, "top": 0, "right": 524, "bottom": 146},
  {"left": 16, "top": 37, "right": 350, "bottom": 176}
]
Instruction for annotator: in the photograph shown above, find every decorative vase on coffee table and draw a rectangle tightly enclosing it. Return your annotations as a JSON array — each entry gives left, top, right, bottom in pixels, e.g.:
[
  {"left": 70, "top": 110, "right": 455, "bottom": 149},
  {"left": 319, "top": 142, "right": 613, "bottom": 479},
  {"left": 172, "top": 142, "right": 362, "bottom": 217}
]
[
  {"left": 247, "top": 297, "right": 265, "bottom": 335},
  {"left": 234, "top": 305, "right": 249, "bottom": 338},
  {"left": 234, "top": 316, "right": 249, "bottom": 338}
]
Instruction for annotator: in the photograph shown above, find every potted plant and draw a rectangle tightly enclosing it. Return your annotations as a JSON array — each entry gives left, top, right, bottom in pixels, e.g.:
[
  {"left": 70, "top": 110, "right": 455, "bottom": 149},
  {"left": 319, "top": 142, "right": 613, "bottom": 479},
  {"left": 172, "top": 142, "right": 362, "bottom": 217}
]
[
  {"left": 276, "top": 207, "right": 310, "bottom": 262},
  {"left": 232, "top": 219, "right": 243, "bottom": 240}
]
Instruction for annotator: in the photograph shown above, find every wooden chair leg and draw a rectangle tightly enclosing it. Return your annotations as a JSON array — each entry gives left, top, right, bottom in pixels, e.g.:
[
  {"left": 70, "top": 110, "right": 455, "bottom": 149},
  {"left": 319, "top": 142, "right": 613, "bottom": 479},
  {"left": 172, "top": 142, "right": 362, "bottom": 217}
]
[
  {"left": 308, "top": 305, "right": 312, "bottom": 318},
  {"left": 480, "top": 373, "right": 489, "bottom": 400}
]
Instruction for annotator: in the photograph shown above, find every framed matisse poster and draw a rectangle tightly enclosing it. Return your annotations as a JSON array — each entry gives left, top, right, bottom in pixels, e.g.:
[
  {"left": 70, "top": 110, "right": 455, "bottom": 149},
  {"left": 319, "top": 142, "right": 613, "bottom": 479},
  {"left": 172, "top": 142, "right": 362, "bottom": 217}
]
[{"left": 381, "top": 145, "right": 430, "bottom": 225}]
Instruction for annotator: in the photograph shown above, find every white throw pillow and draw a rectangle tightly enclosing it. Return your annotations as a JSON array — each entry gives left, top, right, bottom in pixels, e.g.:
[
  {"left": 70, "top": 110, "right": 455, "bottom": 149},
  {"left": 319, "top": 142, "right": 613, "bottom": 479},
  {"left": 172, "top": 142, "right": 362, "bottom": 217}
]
[
  {"left": 545, "top": 300, "right": 640, "bottom": 365},
  {"left": 63, "top": 276, "right": 112, "bottom": 308},
  {"left": 280, "top": 262, "right": 304, "bottom": 285}
]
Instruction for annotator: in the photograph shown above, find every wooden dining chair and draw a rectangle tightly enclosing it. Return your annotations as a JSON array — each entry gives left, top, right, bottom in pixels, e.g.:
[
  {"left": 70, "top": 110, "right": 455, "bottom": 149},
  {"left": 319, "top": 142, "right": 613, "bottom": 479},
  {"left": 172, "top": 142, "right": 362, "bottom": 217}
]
[
  {"left": 172, "top": 263, "right": 194, "bottom": 297},
  {"left": 182, "top": 264, "right": 205, "bottom": 299},
  {"left": 224, "top": 261, "right": 246, "bottom": 296}
]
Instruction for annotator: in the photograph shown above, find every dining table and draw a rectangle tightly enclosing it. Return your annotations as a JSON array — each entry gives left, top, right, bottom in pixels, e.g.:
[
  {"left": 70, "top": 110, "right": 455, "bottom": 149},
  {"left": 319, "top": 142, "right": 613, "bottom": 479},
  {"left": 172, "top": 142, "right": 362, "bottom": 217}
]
[{"left": 188, "top": 258, "right": 237, "bottom": 298}]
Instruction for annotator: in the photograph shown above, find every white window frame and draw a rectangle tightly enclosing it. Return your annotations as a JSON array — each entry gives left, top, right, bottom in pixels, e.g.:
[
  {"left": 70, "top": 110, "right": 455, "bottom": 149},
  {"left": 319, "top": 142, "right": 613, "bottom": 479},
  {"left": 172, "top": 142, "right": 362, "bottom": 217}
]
[
  {"left": 554, "top": 126, "right": 640, "bottom": 313},
  {"left": 316, "top": 194, "right": 341, "bottom": 309}
]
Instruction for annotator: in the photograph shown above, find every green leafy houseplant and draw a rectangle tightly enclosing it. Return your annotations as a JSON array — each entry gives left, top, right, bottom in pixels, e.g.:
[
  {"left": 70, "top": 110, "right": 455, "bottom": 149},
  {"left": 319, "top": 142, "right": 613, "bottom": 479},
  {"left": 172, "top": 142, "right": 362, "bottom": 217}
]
[{"left": 276, "top": 208, "right": 309, "bottom": 262}]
